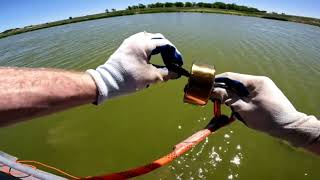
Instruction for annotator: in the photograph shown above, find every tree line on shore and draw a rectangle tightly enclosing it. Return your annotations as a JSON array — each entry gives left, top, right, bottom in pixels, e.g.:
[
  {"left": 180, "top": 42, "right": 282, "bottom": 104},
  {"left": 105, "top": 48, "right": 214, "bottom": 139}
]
[{"left": 124, "top": 2, "right": 265, "bottom": 13}]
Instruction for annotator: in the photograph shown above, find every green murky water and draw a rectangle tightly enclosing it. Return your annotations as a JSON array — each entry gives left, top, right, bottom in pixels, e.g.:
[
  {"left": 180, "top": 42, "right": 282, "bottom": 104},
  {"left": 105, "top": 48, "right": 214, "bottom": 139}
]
[{"left": 0, "top": 13, "right": 320, "bottom": 179}]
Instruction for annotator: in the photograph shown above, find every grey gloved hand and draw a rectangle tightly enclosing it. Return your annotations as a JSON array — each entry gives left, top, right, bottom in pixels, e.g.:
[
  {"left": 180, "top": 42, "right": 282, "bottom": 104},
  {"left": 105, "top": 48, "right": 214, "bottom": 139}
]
[
  {"left": 87, "top": 32, "right": 183, "bottom": 104},
  {"left": 212, "top": 72, "right": 320, "bottom": 150}
]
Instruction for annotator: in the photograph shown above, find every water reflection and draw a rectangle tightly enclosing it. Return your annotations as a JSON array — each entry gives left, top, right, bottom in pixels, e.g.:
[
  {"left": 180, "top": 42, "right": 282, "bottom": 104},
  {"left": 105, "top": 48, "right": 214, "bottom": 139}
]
[{"left": 170, "top": 118, "right": 244, "bottom": 180}]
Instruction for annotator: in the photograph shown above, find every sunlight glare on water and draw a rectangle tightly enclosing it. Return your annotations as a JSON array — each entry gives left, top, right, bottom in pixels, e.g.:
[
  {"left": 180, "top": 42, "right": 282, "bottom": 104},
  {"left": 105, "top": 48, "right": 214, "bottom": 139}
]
[{"left": 170, "top": 120, "right": 244, "bottom": 180}]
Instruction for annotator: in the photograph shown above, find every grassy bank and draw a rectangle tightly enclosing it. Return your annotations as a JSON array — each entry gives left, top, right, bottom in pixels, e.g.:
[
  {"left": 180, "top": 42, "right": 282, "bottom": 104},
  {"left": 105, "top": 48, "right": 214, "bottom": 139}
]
[{"left": 1, "top": 7, "right": 319, "bottom": 39}]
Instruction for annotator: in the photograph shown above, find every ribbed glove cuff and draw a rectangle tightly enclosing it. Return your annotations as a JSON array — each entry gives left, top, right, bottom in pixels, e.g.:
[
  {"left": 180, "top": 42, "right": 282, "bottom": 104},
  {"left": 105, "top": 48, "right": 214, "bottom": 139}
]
[{"left": 270, "top": 113, "right": 320, "bottom": 147}]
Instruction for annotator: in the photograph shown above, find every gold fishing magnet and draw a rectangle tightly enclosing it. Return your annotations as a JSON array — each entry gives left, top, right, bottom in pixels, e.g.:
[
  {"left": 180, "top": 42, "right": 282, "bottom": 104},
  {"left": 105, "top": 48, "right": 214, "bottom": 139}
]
[{"left": 183, "top": 63, "right": 215, "bottom": 105}]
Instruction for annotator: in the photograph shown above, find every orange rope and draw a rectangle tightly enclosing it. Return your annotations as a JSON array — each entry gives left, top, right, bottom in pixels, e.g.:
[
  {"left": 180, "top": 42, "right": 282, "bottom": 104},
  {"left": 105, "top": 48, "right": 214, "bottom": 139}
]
[
  {"left": 4, "top": 100, "right": 232, "bottom": 180},
  {"left": 17, "top": 160, "right": 80, "bottom": 179},
  {"left": 214, "top": 100, "right": 221, "bottom": 117},
  {"left": 85, "top": 129, "right": 213, "bottom": 180},
  {"left": 84, "top": 100, "right": 234, "bottom": 180}
]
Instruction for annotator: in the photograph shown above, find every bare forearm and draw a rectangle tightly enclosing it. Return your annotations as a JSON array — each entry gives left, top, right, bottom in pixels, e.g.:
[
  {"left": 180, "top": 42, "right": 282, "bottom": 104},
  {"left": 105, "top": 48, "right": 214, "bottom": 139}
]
[{"left": 0, "top": 67, "right": 97, "bottom": 126}]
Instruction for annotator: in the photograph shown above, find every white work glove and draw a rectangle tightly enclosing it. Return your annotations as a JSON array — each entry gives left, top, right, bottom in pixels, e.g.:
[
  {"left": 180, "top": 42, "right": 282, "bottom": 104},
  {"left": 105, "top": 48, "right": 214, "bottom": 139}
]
[
  {"left": 87, "top": 32, "right": 183, "bottom": 104},
  {"left": 212, "top": 72, "right": 320, "bottom": 148}
]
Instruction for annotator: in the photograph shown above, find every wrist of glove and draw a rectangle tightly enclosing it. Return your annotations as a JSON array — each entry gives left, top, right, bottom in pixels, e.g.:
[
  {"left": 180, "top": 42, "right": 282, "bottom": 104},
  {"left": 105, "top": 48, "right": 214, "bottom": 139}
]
[
  {"left": 87, "top": 32, "right": 183, "bottom": 104},
  {"left": 270, "top": 111, "right": 320, "bottom": 147},
  {"left": 212, "top": 72, "right": 320, "bottom": 147}
]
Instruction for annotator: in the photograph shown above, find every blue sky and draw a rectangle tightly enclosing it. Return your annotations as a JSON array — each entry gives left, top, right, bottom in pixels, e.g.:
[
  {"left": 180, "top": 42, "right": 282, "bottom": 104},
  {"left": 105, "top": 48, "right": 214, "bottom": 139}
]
[{"left": 1, "top": 0, "right": 320, "bottom": 32}]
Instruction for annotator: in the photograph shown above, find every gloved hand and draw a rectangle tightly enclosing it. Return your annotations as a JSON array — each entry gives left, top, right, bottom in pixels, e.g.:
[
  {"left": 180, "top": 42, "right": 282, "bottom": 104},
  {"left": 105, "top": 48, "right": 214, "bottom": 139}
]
[
  {"left": 212, "top": 72, "right": 320, "bottom": 148},
  {"left": 87, "top": 32, "right": 183, "bottom": 104}
]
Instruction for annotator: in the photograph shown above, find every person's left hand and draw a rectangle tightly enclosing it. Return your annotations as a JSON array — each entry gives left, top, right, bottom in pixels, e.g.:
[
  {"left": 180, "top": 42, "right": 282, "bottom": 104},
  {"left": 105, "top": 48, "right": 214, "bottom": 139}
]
[{"left": 87, "top": 31, "right": 183, "bottom": 104}]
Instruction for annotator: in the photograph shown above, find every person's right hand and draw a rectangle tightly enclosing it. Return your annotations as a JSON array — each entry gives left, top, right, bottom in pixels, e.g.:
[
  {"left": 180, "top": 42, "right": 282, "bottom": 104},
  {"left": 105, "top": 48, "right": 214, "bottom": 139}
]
[{"left": 212, "top": 72, "right": 320, "bottom": 148}]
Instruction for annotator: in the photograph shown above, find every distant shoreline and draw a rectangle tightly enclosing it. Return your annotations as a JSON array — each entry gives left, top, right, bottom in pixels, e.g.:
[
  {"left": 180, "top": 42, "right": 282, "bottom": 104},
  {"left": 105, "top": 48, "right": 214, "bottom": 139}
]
[{"left": 1, "top": 7, "right": 319, "bottom": 39}]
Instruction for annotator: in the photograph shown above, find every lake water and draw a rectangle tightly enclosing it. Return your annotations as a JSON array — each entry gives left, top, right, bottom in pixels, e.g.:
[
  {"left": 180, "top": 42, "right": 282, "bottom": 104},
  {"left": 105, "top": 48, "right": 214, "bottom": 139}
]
[{"left": 0, "top": 13, "right": 320, "bottom": 179}]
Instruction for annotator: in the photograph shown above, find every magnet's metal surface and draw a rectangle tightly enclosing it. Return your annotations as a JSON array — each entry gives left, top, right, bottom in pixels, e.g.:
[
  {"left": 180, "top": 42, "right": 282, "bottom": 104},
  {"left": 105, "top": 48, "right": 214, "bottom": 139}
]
[{"left": 183, "top": 63, "right": 215, "bottom": 105}]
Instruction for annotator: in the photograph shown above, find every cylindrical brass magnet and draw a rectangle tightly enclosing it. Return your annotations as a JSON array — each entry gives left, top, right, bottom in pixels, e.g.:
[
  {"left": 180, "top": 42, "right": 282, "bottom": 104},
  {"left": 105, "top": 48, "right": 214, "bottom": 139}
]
[{"left": 183, "top": 63, "right": 215, "bottom": 105}]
